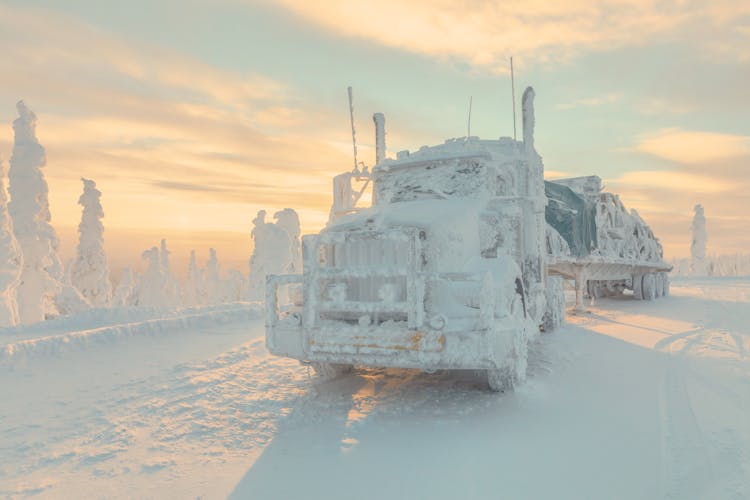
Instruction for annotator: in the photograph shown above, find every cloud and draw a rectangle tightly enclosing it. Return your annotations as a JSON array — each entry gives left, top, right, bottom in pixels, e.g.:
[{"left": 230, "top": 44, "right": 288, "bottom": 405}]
[
  {"left": 544, "top": 170, "right": 573, "bottom": 180},
  {"left": 634, "top": 129, "right": 750, "bottom": 164},
  {"left": 264, "top": 0, "right": 750, "bottom": 71},
  {"left": 557, "top": 93, "right": 622, "bottom": 110},
  {"left": 0, "top": 5, "right": 288, "bottom": 108},
  {"left": 153, "top": 181, "right": 230, "bottom": 193},
  {"left": 611, "top": 170, "right": 736, "bottom": 194},
  {"left": 2, "top": 3, "right": 748, "bottom": 270},
  {"left": 637, "top": 98, "right": 695, "bottom": 116},
  {"left": 0, "top": 4, "right": 368, "bottom": 269}
]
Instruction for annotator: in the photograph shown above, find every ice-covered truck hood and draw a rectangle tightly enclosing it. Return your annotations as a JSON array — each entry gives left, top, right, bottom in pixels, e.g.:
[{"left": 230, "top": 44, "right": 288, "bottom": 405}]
[
  {"left": 326, "top": 199, "right": 484, "bottom": 271},
  {"left": 329, "top": 198, "right": 484, "bottom": 233}
]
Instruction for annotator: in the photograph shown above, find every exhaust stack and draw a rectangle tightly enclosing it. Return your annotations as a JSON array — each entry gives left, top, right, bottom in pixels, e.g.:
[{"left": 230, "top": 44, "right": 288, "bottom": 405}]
[{"left": 373, "top": 112, "right": 386, "bottom": 165}]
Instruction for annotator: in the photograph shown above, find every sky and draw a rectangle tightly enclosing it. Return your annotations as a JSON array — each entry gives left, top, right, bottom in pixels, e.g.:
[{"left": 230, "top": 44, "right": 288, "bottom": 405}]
[{"left": 0, "top": 0, "right": 748, "bottom": 277}]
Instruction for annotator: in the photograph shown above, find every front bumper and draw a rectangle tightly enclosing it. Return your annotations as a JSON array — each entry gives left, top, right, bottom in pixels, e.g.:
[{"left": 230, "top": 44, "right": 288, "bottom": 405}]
[{"left": 266, "top": 316, "right": 519, "bottom": 371}]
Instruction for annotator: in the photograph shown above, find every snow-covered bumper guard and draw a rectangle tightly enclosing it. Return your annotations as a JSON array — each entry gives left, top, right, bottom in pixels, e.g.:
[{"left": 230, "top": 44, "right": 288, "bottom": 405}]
[{"left": 265, "top": 229, "right": 526, "bottom": 371}]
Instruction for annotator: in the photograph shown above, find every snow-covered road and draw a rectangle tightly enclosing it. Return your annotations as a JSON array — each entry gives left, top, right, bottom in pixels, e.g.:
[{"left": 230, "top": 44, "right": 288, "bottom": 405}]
[{"left": 1, "top": 279, "right": 749, "bottom": 499}]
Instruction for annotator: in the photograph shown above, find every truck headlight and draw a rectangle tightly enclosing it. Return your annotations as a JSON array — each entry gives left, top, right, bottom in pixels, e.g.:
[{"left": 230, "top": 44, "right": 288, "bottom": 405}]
[
  {"left": 327, "top": 283, "right": 347, "bottom": 302},
  {"left": 378, "top": 283, "right": 397, "bottom": 303},
  {"left": 429, "top": 314, "right": 447, "bottom": 330}
]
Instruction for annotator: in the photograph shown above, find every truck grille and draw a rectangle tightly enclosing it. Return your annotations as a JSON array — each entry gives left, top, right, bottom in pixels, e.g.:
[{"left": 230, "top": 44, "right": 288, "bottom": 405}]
[
  {"left": 311, "top": 230, "right": 419, "bottom": 324},
  {"left": 329, "top": 236, "right": 411, "bottom": 269}
]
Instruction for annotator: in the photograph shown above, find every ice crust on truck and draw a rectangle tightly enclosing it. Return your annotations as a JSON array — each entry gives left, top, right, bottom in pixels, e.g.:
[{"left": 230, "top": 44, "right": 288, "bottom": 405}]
[{"left": 266, "top": 87, "right": 670, "bottom": 391}]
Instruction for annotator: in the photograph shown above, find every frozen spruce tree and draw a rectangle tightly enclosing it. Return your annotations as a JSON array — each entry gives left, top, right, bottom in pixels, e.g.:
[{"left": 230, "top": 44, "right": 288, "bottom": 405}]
[
  {"left": 56, "top": 259, "right": 91, "bottom": 315},
  {"left": 133, "top": 247, "right": 165, "bottom": 307},
  {"left": 112, "top": 268, "right": 135, "bottom": 306},
  {"left": 182, "top": 250, "right": 201, "bottom": 306},
  {"left": 274, "top": 208, "right": 301, "bottom": 273},
  {"left": 248, "top": 210, "right": 291, "bottom": 300},
  {"left": 203, "top": 248, "right": 221, "bottom": 304},
  {"left": 690, "top": 204, "right": 707, "bottom": 276},
  {"left": 71, "top": 178, "right": 112, "bottom": 307},
  {"left": 0, "top": 158, "right": 22, "bottom": 326},
  {"left": 132, "top": 241, "right": 180, "bottom": 308},
  {"left": 222, "top": 269, "right": 246, "bottom": 302},
  {"left": 8, "top": 101, "right": 63, "bottom": 323},
  {"left": 159, "top": 239, "right": 180, "bottom": 306}
]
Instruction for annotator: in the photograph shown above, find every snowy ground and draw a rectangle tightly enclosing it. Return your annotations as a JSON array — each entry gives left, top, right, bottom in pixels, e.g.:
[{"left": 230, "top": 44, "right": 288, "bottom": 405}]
[{"left": 1, "top": 278, "right": 748, "bottom": 499}]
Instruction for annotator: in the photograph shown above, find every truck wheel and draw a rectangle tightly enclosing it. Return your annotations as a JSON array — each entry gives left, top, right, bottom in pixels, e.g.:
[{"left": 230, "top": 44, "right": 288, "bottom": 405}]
[
  {"left": 487, "top": 325, "right": 528, "bottom": 392},
  {"left": 311, "top": 362, "right": 353, "bottom": 381},
  {"left": 487, "top": 366, "right": 514, "bottom": 392},
  {"left": 542, "top": 275, "right": 565, "bottom": 332}
]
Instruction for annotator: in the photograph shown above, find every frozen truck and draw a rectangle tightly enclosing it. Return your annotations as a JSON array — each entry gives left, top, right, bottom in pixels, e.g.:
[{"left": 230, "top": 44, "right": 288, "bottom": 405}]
[{"left": 265, "top": 87, "right": 671, "bottom": 391}]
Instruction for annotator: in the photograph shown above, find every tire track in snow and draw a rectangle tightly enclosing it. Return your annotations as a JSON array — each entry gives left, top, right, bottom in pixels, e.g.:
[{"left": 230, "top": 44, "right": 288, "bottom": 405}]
[
  {"left": 1, "top": 333, "right": 312, "bottom": 497},
  {"left": 76, "top": 338, "right": 310, "bottom": 465},
  {"left": 658, "top": 360, "right": 715, "bottom": 499}
]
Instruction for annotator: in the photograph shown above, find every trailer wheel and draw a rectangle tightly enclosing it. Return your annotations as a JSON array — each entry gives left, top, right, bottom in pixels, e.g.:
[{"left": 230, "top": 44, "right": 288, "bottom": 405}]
[
  {"left": 311, "top": 362, "right": 353, "bottom": 381},
  {"left": 655, "top": 272, "right": 664, "bottom": 298},
  {"left": 642, "top": 273, "right": 656, "bottom": 301},
  {"left": 587, "top": 280, "right": 602, "bottom": 299},
  {"left": 633, "top": 274, "right": 644, "bottom": 300}
]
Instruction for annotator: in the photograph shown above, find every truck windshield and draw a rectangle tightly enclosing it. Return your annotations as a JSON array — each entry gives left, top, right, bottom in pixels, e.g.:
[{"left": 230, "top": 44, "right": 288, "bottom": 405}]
[{"left": 374, "top": 158, "right": 489, "bottom": 204}]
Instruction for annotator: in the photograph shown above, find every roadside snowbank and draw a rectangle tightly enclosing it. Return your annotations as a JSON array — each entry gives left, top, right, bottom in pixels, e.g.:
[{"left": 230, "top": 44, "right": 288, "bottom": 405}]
[{"left": 0, "top": 302, "right": 261, "bottom": 364}]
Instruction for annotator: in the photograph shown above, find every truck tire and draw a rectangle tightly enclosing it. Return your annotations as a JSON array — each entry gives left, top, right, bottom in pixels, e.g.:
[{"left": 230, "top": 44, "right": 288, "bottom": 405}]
[
  {"left": 487, "top": 365, "right": 514, "bottom": 392},
  {"left": 542, "top": 275, "right": 565, "bottom": 331},
  {"left": 487, "top": 324, "right": 528, "bottom": 392},
  {"left": 311, "top": 362, "right": 353, "bottom": 381}
]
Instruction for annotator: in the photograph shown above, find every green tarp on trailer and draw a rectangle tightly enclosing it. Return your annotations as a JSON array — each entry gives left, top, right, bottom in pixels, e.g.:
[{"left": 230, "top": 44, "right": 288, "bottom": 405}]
[{"left": 544, "top": 181, "right": 597, "bottom": 258}]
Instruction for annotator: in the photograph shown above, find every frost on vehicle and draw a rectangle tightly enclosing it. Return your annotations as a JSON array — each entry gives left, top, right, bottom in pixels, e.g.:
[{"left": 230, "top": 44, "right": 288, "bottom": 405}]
[
  {"left": 546, "top": 175, "right": 671, "bottom": 307},
  {"left": 266, "top": 87, "right": 671, "bottom": 391}
]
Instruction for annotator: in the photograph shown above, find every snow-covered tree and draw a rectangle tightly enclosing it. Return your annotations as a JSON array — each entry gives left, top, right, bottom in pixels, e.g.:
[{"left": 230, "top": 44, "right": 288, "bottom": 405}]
[
  {"left": 274, "top": 208, "right": 301, "bottom": 273},
  {"left": 690, "top": 204, "right": 707, "bottom": 276},
  {"left": 8, "top": 101, "right": 63, "bottom": 323},
  {"left": 203, "top": 248, "right": 221, "bottom": 304},
  {"left": 0, "top": 158, "right": 22, "bottom": 326},
  {"left": 671, "top": 253, "right": 750, "bottom": 278},
  {"left": 131, "top": 240, "right": 182, "bottom": 308},
  {"left": 182, "top": 249, "right": 201, "bottom": 306},
  {"left": 112, "top": 268, "right": 135, "bottom": 306},
  {"left": 159, "top": 239, "right": 180, "bottom": 306},
  {"left": 160, "top": 239, "right": 170, "bottom": 273},
  {"left": 132, "top": 247, "right": 165, "bottom": 307},
  {"left": 56, "top": 259, "right": 90, "bottom": 315},
  {"left": 71, "top": 178, "right": 112, "bottom": 307},
  {"left": 248, "top": 210, "right": 292, "bottom": 300},
  {"left": 221, "top": 269, "right": 246, "bottom": 302}
]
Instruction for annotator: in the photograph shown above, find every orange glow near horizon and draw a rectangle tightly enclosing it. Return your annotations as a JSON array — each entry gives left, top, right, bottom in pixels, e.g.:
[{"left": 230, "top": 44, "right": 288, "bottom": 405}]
[
  {"left": 1, "top": 1, "right": 748, "bottom": 275},
  {"left": 38, "top": 131, "right": 742, "bottom": 280}
]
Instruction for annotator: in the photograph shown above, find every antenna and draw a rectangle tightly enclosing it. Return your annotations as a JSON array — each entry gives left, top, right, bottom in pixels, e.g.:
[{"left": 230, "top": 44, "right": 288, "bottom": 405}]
[
  {"left": 467, "top": 96, "right": 473, "bottom": 139},
  {"left": 511, "top": 56, "right": 517, "bottom": 141},
  {"left": 347, "top": 86, "right": 359, "bottom": 175}
]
